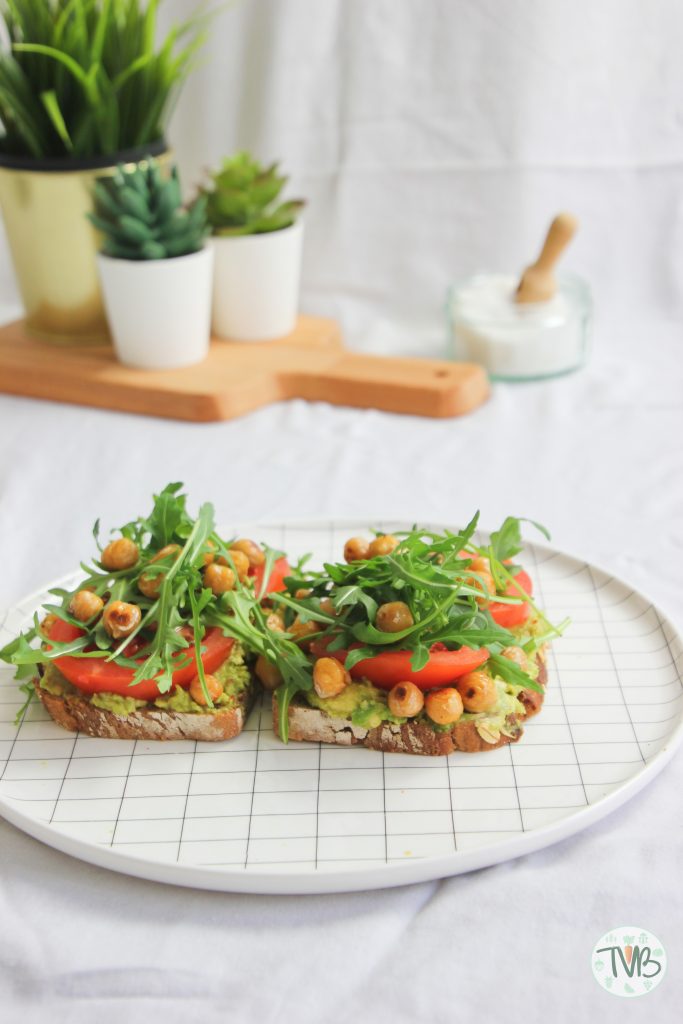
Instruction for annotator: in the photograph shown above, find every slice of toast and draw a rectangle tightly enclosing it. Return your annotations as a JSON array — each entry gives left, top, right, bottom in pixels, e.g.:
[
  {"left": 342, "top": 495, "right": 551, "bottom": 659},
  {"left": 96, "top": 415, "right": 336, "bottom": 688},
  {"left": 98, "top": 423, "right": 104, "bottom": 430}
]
[
  {"left": 34, "top": 678, "right": 256, "bottom": 743},
  {"left": 274, "top": 655, "right": 548, "bottom": 756}
]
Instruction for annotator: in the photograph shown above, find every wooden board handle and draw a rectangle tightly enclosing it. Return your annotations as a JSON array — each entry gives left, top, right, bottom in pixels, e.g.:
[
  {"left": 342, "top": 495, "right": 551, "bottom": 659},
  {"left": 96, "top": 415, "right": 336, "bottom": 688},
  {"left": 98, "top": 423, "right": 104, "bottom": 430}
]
[{"left": 281, "top": 351, "right": 490, "bottom": 418}]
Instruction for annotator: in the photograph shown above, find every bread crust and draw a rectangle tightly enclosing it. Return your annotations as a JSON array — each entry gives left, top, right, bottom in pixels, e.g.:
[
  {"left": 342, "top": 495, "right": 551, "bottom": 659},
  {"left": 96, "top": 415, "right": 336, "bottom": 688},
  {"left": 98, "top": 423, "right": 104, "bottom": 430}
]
[
  {"left": 34, "top": 680, "right": 255, "bottom": 742},
  {"left": 275, "top": 652, "right": 549, "bottom": 756}
]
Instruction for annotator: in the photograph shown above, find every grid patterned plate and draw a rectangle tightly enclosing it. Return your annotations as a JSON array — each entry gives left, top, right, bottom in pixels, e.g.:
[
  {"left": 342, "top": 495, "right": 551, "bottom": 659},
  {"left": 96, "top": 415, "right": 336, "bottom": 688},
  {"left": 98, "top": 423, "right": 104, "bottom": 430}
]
[{"left": 1, "top": 521, "right": 682, "bottom": 894}]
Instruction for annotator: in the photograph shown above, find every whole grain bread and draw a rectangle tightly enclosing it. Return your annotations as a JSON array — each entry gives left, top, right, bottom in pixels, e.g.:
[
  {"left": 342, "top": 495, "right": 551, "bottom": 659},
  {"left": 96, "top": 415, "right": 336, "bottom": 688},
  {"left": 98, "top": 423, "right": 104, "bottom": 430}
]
[
  {"left": 35, "top": 679, "right": 255, "bottom": 742},
  {"left": 274, "top": 653, "right": 548, "bottom": 756}
]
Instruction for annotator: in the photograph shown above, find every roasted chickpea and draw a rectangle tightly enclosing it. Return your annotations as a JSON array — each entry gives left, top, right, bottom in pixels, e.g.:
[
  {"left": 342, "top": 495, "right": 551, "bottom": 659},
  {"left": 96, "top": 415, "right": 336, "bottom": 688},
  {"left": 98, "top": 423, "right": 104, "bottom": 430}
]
[
  {"left": 218, "top": 548, "right": 250, "bottom": 582},
  {"left": 387, "top": 681, "right": 424, "bottom": 718},
  {"left": 295, "top": 588, "right": 312, "bottom": 599},
  {"left": 319, "top": 597, "right": 336, "bottom": 617},
  {"left": 102, "top": 600, "right": 141, "bottom": 639},
  {"left": 368, "top": 534, "right": 398, "bottom": 558},
  {"left": 189, "top": 673, "right": 223, "bottom": 706},
  {"left": 100, "top": 537, "right": 139, "bottom": 571},
  {"left": 375, "top": 601, "right": 414, "bottom": 633},
  {"left": 468, "top": 555, "right": 491, "bottom": 574},
  {"left": 344, "top": 536, "right": 370, "bottom": 562},
  {"left": 138, "top": 572, "right": 162, "bottom": 599},
  {"left": 138, "top": 544, "right": 181, "bottom": 598},
  {"left": 265, "top": 610, "right": 285, "bottom": 632},
  {"left": 69, "top": 589, "right": 104, "bottom": 622},
  {"left": 203, "top": 562, "right": 236, "bottom": 595},
  {"left": 154, "top": 543, "right": 181, "bottom": 563},
  {"left": 202, "top": 539, "right": 216, "bottom": 566},
  {"left": 231, "top": 538, "right": 265, "bottom": 568},
  {"left": 39, "top": 612, "right": 58, "bottom": 637},
  {"left": 425, "top": 687, "right": 464, "bottom": 725},
  {"left": 255, "top": 654, "right": 282, "bottom": 690},
  {"left": 289, "top": 617, "right": 319, "bottom": 649},
  {"left": 455, "top": 670, "right": 498, "bottom": 712},
  {"left": 466, "top": 570, "right": 496, "bottom": 606},
  {"left": 313, "top": 657, "right": 350, "bottom": 698},
  {"left": 500, "top": 645, "right": 528, "bottom": 671}
]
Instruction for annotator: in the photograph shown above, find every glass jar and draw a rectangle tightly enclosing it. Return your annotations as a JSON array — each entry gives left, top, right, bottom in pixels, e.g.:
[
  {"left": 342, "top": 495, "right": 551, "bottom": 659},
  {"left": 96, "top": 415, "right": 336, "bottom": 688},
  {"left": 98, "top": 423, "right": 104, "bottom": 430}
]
[{"left": 447, "top": 271, "right": 593, "bottom": 381}]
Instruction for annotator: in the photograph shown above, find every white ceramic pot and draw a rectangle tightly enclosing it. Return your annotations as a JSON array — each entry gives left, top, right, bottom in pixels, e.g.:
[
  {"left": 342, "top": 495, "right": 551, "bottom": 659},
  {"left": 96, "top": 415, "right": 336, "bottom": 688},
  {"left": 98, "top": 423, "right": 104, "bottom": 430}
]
[
  {"left": 211, "top": 220, "right": 303, "bottom": 341},
  {"left": 97, "top": 246, "right": 213, "bottom": 369}
]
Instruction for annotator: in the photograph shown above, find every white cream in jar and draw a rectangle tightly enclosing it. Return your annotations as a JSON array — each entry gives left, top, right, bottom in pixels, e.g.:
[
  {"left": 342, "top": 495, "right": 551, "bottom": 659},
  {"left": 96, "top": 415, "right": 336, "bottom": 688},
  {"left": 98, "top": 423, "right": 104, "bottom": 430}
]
[{"left": 448, "top": 272, "right": 591, "bottom": 380}]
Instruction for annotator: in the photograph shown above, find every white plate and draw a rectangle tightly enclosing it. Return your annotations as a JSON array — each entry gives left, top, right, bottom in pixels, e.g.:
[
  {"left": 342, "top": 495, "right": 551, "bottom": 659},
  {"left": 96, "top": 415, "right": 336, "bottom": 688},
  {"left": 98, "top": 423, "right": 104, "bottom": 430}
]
[{"left": 1, "top": 520, "right": 682, "bottom": 895}]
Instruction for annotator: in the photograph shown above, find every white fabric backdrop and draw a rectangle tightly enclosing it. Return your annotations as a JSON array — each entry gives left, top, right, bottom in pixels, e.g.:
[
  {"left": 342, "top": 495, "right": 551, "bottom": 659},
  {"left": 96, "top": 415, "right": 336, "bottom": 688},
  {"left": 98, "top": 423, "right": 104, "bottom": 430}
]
[
  {"left": 159, "top": 0, "right": 683, "bottom": 349},
  {"left": 1, "top": 2, "right": 682, "bottom": 1022}
]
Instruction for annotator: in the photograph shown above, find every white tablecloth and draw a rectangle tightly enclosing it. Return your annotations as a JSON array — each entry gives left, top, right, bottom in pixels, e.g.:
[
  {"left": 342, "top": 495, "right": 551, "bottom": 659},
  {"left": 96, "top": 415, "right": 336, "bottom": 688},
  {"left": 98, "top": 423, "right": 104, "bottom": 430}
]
[{"left": 0, "top": 313, "right": 681, "bottom": 1024}]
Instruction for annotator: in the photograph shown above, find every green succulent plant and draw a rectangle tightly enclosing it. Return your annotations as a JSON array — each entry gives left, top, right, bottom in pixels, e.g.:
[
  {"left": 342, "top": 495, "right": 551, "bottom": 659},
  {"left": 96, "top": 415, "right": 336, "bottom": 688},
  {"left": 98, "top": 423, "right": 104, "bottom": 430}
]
[
  {"left": 204, "top": 151, "right": 304, "bottom": 236},
  {"left": 0, "top": 1, "right": 210, "bottom": 160},
  {"left": 88, "top": 157, "right": 208, "bottom": 260}
]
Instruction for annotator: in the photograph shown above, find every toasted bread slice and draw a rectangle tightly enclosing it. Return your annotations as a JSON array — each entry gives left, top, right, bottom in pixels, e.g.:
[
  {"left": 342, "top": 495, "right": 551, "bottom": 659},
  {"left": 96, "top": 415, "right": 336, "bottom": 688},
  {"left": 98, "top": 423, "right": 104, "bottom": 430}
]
[
  {"left": 274, "top": 655, "right": 548, "bottom": 756},
  {"left": 34, "top": 678, "right": 256, "bottom": 743}
]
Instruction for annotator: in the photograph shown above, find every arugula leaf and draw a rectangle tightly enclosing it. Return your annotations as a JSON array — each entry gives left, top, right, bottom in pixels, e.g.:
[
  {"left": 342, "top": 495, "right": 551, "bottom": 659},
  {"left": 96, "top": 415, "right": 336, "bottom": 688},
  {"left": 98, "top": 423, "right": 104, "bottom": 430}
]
[
  {"left": 147, "top": 482, "right": 187, "bottom": 548},
  {"left": 487, "top": 652, "right": 543, "bottom": 694},
  {"left": 488, "top": 516, "right": 550, "bottom": 563},
  {"left": 13, "top": 680, "right": 36, "bottom": 726},
  {"left": 333, "top": 585, "right": 378, "bottom": 620}
]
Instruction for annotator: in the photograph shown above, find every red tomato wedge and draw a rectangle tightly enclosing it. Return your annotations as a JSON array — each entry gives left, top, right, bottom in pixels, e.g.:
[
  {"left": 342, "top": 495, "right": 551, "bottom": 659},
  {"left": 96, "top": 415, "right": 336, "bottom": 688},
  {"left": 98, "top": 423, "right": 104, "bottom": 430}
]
[
  {"left": 48, "top": 618, "right": 234, "bottom": 700},
  {"left": 311, "top": 639, "right": 489, "bottom": 691},
  {"left": 350, "top": 646, "right": 489, "bottom": 690},
  {"left": 250, "top": 556, "right": 291, "bottom": 596},
  {"left": 489, "top": 568, "right": 533, "bottom": 628}
]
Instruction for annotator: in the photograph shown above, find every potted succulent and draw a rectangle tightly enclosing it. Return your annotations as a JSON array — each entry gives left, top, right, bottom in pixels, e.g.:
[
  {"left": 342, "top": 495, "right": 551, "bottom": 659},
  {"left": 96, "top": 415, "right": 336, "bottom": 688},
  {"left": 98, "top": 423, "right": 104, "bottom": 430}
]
[
  {"left": 89, "top": 158, "right": 212, "bottom": 369},
  {"left": 203, "top": 151, "right": 305, "bottom": 341},
  {"left": 0, "top": 1, "right": 207, "bottom": 343}
]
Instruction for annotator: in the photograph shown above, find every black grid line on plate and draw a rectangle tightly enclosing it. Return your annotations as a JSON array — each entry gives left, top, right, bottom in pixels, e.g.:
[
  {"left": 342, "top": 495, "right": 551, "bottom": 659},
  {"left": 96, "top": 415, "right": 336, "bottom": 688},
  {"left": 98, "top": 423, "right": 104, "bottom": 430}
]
[
  {"left": 3, "top": 779, "right": 639, "bottom": 793},
  {"left": 507, "top": 741, "right": 525, "bottom": 831},
  {"left": 45, "top": 817, "right": 590, "bottom": 834},
  {"left": 47, "top": 731, "right": 78, "bottom": 825},
  {"left": 243, "top": 688, "right": 262, "bottom": 868},
  {"left": 652, "top": 607, "right": 683, "bottom": 693},
  {"left": 176, "top": 739, "right": 198, "bottom": 861},
  {"left": 528, "top": 543, "right": 590, "bottom": 807},
  {"left": 446, "top": 754, "right": 457, "bottom": 853},
  {"left": 0, "top": 754, "right": 651, "bottom": 770},
  {"left": 110, "top": 740, "right": 137, "bottom": 845},
  {"left": 587, "top": 564, "right": 646, "bottom": 766}
]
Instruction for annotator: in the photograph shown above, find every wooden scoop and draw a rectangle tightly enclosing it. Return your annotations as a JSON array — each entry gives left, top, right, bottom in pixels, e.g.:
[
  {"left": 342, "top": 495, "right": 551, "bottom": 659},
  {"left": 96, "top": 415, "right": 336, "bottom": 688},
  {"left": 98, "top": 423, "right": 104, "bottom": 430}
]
[{"left": 515, "top": 212, "right": 578, "bottom": 303}]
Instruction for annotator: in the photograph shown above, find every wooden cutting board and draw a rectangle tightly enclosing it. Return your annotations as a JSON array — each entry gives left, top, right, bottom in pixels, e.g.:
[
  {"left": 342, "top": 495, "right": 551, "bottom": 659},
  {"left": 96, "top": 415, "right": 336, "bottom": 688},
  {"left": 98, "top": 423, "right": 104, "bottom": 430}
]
[{"left": 0, "top": 315, "right": 489, "bottom": 422}]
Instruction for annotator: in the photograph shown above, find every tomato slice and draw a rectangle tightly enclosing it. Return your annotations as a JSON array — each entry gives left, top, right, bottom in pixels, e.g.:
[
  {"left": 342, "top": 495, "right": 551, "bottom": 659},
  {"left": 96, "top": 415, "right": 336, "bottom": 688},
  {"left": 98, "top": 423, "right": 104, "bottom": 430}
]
[
  {"left": 350, "top": 646, "right": 489, "bottom": 690},
  {"left": 250, "top": 556, "right": 291, "bottom": 596},
  {"left": 48, "top": 619, "right": 234, "bottom": 700},
  {"left": 311, "top": 638, "right": 489, "bottom": 691},
  {"left": 489, "top": 568, "right": 533, "bottom": 628}
]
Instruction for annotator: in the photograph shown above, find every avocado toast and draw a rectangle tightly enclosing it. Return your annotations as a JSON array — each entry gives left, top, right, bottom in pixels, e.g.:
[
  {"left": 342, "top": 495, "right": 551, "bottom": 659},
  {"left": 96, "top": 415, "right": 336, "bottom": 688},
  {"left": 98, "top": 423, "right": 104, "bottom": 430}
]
[
  {"left": 1, "top": 484, "right": 291, "bottom": 743},
  {"left": 259, "top": 515, "right": 566, "bottom": 756}
]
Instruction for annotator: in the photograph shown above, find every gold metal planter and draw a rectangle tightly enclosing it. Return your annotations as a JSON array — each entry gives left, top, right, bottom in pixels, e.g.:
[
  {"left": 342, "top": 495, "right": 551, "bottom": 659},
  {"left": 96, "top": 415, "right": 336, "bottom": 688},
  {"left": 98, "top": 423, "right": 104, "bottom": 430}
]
[{"left": 0, "top": 142, "right": 167, "bottom": 344}]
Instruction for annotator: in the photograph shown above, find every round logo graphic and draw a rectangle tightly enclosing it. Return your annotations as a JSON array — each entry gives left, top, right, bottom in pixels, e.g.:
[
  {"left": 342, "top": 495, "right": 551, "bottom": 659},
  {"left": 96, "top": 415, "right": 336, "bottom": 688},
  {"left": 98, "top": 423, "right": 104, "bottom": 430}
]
[{"left": 591, "top": 926, "right": 666, "bottom": 997}]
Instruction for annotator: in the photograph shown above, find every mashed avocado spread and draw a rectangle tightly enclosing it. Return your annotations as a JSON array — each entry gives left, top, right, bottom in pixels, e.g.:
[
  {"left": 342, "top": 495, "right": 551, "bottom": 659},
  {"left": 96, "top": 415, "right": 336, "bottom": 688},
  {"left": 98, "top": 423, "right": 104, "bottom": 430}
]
[
  {"left": 39, "top": 642, "right": 250, "bottom": 717},
  {"left": 307, "top": 681, "right": 406, "bottom": 730},
  {"left": 304, "top": 616, "right": 546, "bottom": 740}
]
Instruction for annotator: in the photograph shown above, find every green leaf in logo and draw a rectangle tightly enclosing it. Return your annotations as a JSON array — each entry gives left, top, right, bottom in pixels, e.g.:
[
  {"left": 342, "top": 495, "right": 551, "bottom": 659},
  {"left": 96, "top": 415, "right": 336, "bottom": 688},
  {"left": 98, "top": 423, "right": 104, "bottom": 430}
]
[
  {"left": 644, "top": 980, "right": 652, "bottom": 991},
  {"left": 624, "top": 935, "right": 635, "bottom": 944},
  {"left": 624, "top": 983, "right": 635, "bottom": 994},
  {"left": 594, "top": 960, "right": 604, "bottom": 972},
  {"left": 652, "top": 947, "right": 663, "bottom": 956},
  {"left": 604, "top": 977, "right": 613, "bottom": 988}
]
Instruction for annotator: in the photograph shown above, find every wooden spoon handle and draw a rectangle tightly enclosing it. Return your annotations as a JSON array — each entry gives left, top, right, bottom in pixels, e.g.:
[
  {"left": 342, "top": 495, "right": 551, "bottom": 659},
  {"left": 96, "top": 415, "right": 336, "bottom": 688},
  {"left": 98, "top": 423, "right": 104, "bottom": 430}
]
[
  {"left": 534, "top": 213, "right": 578, "bottom": 271},
  {"left": 281, "top": 351, "right": 490, "bottom": 418}
]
